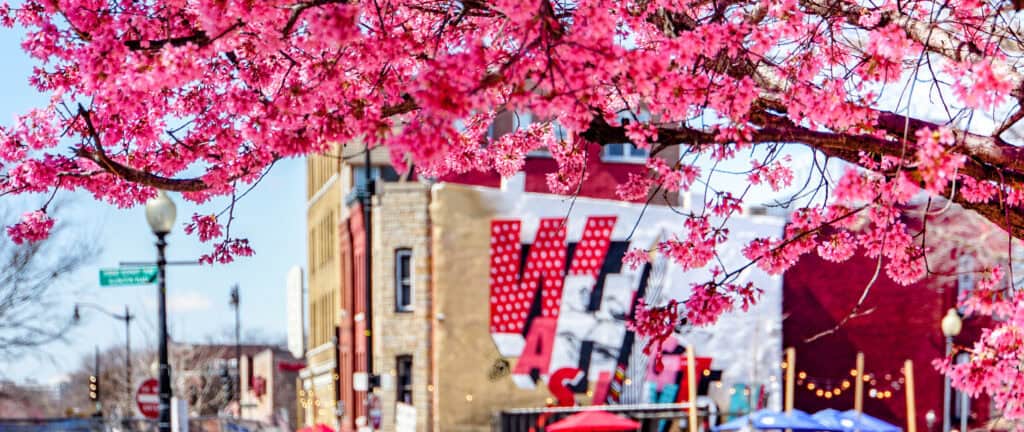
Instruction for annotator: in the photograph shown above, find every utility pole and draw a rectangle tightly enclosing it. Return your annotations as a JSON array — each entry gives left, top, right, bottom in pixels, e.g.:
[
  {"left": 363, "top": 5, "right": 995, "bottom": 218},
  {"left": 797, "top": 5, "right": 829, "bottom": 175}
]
[
  {"left": 230, "top": 284, "right": 241, "bottom": 418},
  {"left": 124, "top": 305, "right": 132, "bottom": 399},
  {"left": 93, "top": 346, "right": 102, "bottom": 417},
  {"left": 361, "top": 144, "right": 379, "bottom": 416}
]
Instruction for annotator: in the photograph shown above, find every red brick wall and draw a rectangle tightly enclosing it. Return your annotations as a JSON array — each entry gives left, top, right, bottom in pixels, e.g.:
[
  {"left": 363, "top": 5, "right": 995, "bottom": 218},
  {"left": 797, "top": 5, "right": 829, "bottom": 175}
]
[
  {"left": 338, "top": 218, "right": 355, "bottom": 432},
  {"left": 784, "top": 252, "right": 990, "bottom": 430},
  {"left": 440, "top": 141, "right": 676, "bottom": 204},
  {"left": 348, "top": 203, "right": 369, "bottom": 430}
]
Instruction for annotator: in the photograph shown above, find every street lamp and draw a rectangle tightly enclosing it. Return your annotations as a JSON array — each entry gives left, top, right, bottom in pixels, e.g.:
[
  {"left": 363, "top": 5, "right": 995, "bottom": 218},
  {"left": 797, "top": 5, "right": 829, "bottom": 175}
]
[
  {"left": 146, "top": 190, "right": 176, "bottom": 432},
  {"left": 73, "top": 303, "right": 134, "bottom": 402},
  {"left": 941, "top": 308, "right": 962, "bottom": 432}
]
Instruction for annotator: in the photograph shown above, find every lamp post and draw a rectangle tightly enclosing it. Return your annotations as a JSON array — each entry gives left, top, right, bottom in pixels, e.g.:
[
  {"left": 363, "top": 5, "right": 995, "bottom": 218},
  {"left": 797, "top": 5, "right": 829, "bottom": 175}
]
[
  {"left": 74, "top": 303, "right": 134, "bottom": 401},
  {"left": 229, "top": 283, "right": 240, "bottom": 418},
  {"left": 941, "top": 308, "right": 963, "bottom": 432},
  {"left": 145, "top": 190, "right": 176, "bottom": 432}
]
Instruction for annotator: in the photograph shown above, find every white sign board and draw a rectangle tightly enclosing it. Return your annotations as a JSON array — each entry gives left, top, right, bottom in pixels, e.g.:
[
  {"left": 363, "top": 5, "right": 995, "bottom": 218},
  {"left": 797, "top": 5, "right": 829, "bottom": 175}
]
[
  {"left": 171, "top": 396, "right": 189, "bottom": 432},
  {"left": 395, "top": 403, "right": 416, "bottom": 432},
  {"left": 286, "top": 266, "right": 305, "bottom": 359}
]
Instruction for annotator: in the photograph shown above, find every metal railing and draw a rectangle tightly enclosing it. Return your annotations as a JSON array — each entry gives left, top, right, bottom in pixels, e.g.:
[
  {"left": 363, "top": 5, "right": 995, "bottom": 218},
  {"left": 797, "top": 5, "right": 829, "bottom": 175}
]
[{"left": 495, "top": 401, "right": 720, "bottom": 432}]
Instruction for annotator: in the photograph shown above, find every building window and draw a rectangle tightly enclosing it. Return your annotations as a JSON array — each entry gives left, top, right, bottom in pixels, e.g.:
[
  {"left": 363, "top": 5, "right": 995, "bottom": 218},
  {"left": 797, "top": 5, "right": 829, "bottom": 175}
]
[
  {"left": 602, "top": 111, "right": 651, "bottom": 163},
  {"left": 602, "top": 142, "right": 649, "bottom": 162},
  {"left": 395, "top": 249, "right": 413, "bottom": 312},
  {"left": 354, "top": 166, "right": 381, "bottom": 192},
  {"left": 396, "top": 355, "right": 413, "bottom": 404}
]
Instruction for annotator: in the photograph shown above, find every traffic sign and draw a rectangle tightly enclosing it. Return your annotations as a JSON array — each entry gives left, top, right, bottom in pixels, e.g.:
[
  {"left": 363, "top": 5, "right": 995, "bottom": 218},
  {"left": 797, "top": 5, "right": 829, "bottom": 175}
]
[
  {"left": 136, "top": 378, "right": 159, "bottom": 419},
  {"left": 100, "top": 267, "right": 158, "bottom": 286}
]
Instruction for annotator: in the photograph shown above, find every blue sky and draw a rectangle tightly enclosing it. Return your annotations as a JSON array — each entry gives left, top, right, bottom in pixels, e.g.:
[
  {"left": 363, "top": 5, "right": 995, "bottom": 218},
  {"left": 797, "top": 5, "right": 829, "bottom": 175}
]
[{"left": 0, "top": 24, "right": 306, "bottom": 383}]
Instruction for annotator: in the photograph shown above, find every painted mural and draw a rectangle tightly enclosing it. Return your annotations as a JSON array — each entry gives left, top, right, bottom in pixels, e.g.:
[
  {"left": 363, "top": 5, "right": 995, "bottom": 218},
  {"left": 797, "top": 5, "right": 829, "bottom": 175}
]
[{"left": 481, "top": 189, "right": 788, "bottom": 406}]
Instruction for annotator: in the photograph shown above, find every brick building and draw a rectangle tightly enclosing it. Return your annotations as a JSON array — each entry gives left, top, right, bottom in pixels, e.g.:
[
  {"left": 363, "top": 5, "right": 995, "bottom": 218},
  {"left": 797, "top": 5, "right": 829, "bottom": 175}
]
[{"left": 300, "top": 111, "right": 791, "bottom": 431}]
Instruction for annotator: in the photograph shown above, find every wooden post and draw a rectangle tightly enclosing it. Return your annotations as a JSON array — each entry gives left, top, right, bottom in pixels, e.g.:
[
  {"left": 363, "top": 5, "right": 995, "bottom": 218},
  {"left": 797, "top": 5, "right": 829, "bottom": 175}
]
[
  {"left": 785, "top": 347, "right": 796, "bottom": 413},
  {"left": 687, "top": 345, "right": 699, "bottom": 432},
  {"left": 905, "top": 360, "right": 917, "bottom": 432},
  {"left": 854, "top": 352, "right": 865, "bottom": 413}
]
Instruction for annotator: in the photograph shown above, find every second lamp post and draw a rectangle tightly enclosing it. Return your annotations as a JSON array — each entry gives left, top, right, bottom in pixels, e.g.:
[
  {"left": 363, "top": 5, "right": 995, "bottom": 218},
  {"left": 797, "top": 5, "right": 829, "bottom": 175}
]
[{"left": 941, "top": 308, "right": 963, "bottom": 432}]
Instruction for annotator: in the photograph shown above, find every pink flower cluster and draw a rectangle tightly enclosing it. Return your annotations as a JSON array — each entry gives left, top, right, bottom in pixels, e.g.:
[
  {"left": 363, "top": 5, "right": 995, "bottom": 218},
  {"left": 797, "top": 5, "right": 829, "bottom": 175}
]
[
  {"left": 5, "top": 210, "right": 53, "bottom": 245},
  {"left": 199, "top": 238, "right": 254, "bottom": 265},
  {"left": 948, "top": 60, "right": 1013, "bottom": 109},
  {"left": 915, "top": 128, "right": 966, "bottom": 194},
  {"left": 183, "top": 214, "right": 223, "bottom": 243},
  {"left": 628, "top": 298, "right": 680, "bottom": 372}
]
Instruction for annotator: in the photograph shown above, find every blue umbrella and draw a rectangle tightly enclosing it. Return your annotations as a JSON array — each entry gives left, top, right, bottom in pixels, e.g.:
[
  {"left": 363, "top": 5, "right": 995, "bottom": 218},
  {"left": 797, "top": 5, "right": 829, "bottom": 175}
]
[
  {"left": 840, "top": 410, "right": 902, "bottom": 432},
  {"left": 714, "top": 409, "right": 843, "bottom": 431},
  {"left": 812, "top": 409, "right": 850, "bottom": 431}
]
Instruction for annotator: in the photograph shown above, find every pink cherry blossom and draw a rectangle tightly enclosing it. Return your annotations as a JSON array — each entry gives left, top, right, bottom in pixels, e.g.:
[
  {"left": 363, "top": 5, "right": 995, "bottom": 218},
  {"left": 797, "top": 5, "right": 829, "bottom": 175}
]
[
  {"left": 6, "top": 210, "right": 53, "bottom": 245},
  {"left": 183, "top": 214, "right": 223, "bottom": 243}
]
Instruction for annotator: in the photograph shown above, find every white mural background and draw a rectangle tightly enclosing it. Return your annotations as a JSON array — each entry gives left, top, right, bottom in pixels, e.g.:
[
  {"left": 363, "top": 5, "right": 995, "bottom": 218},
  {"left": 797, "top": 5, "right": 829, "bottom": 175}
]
[{"left": 478, "top": 183, "right": 787, "bottom": 406}]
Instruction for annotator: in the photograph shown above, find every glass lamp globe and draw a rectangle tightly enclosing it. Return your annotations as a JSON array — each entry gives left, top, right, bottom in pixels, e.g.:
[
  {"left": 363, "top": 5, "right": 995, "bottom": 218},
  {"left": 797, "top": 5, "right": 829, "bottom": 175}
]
[
  {"left": 145, "top": 190, "right": 177, "bottom": 234},
  {"left": 941, "top": 308, "right": 963, "bottom": 338}
]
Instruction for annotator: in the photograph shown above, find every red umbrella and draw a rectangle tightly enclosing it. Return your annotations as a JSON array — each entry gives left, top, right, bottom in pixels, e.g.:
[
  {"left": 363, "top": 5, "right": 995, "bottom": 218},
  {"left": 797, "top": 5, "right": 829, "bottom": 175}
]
[
  {"left": 296, "top": 424, "right": 335, "bottom": 432},
  {"left": 545, "top": 411, "right": 641, "bottom": 432}
]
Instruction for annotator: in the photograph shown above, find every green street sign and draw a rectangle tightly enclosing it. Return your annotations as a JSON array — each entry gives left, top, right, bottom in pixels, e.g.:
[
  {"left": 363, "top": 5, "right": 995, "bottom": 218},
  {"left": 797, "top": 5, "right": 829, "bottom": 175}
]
[{"left": 99, "top": 267, "right": 158, "bottom": 286}]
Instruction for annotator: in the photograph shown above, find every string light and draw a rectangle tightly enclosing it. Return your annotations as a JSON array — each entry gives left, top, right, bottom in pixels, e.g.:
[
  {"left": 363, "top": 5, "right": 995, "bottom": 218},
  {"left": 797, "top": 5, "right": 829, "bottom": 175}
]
[{"left": 800, "top": 366, "right": 905, "bottom": 400}]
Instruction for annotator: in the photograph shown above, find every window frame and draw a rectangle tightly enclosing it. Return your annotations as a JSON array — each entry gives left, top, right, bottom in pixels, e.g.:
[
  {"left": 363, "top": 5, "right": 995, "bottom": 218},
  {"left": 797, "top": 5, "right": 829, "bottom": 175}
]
[
  {"left": 396, "top": 355, "right": 414, "bottom": 404},
  {"left": 600, "top": 111, "right": 652, "bottom": 163},
  {"left": 394, "top": 248, "right": 414, "bottom": 312},
  {"left": 353, "top": 166, "right": 381, "bottom": 192}
]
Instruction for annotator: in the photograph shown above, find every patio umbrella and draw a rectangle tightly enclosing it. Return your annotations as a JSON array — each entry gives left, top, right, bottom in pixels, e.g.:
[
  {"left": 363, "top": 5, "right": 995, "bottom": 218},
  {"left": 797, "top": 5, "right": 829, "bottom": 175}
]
[
  {"left": 813, "top": 409, "right": 855, "bottom": 431},
  {"left": 545, "top": 410, "right": 642, "bottom": 432},
  {"left": 840, "top": 410, "right": 902, "bottom": 432},
  {"left": 713, "top": 409, "right": 843, "bottom": 431},
  {"left": 296, "top": 424, "right": 335, "bottom": 432}
]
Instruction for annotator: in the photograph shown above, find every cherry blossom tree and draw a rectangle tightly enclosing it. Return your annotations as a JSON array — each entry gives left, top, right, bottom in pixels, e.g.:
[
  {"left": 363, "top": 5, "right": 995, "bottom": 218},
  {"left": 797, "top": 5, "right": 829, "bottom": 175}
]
[{"left": 3, "top": 0, "right": 1024, "bottom": 417}]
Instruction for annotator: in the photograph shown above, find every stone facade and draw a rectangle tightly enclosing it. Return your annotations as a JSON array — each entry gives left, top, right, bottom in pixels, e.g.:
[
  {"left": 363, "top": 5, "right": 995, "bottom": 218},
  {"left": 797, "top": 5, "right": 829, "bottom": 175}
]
[{"left": 372, "top": 183, "right": 434, "bottom": 432}]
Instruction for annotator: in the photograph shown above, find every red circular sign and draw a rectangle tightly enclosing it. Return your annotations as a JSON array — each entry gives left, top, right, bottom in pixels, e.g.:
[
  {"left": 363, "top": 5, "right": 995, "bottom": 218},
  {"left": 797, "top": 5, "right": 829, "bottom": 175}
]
[{"left": 135, "top": 378, "right": 160, "bottom": 419}]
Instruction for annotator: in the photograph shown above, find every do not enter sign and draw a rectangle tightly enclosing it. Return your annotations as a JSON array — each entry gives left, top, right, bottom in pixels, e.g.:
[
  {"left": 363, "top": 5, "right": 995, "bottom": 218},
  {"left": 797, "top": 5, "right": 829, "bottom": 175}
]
[{"left": 136, "top": 378, "right": 160, "bottom": 419}]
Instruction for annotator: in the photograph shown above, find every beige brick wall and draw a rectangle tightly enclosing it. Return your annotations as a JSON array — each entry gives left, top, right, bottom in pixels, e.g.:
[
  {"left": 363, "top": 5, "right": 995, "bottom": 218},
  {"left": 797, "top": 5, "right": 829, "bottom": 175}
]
[{"left": 372, "top": 182, "right": 433, "bottom": 432}]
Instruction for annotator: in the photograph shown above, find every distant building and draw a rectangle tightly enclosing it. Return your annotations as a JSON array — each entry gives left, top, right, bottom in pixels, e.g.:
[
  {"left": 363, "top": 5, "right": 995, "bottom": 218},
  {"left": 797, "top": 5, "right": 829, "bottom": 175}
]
[
  {"left": 170, "top": 342, "right": 296, "bottom": 421},
  {"left": 239, "top": 347, "right": 303, "bottom": 430}
]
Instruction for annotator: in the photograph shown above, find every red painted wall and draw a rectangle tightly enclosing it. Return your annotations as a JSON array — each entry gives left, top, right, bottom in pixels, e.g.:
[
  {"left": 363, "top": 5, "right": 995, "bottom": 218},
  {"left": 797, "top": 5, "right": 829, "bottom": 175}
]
[
  {"left": 440, "top": 141, "right": 676, "bottom": 204},
  {"left": 338, "top": 218, "right": 355, "bottom": 432},
  {"left": 784, "top": 251, "right": 990, "bottom": 430},
  {"left": 344, "top": 203, "right": 370, "bottom": 430}
]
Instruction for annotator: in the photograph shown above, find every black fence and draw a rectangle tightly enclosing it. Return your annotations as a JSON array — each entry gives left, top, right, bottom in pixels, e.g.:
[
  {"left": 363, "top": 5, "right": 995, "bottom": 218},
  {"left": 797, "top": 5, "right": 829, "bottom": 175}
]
[{"left": 495, "top": 402, "right": 721, "bottom": 432}]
